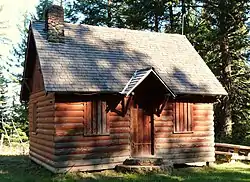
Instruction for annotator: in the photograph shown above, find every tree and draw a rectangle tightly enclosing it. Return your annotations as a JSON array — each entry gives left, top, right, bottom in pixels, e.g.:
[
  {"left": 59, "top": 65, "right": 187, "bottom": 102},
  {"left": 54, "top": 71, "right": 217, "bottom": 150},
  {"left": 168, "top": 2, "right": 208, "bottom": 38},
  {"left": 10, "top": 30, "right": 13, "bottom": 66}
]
[
  {"left": 0, "top": 5, "right": 9, "bottom": 60},
  {"left": 197, "top": 0, "right": 250, "bottom": 141},
  {"left": 36, "top": 0, "right": 54, "bottom": 20},
  {"left": 66, "top": 0, "right": 125, "bottom": 27},
  {"left": 9, "top": 95, "right": 29, "bottom": 139},
  {"left": 7, "top": 0, "right": 56, "bottom": 139},
  {"left": 65, "top": 0, "right": 205, "bottom": 33},
  {"left": 9, "top": 13, "right": 30, "bottom": 82},
  {"left": 122, "top": 0, "right": 169, "bottom": 31},
  {"left": 0, "top": 4, "right": 10, "bottom": 135},
  {"left": 0, "top": 66, "right": 8, "bottom": 133}
]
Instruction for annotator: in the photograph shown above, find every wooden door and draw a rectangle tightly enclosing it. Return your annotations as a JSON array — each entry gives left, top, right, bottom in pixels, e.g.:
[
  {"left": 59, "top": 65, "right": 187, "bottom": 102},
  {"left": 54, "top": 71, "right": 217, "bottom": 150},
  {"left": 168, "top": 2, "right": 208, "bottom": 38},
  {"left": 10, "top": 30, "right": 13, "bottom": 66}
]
[{"left": 131, "top": 105, "right": 153, "bottom": 156}]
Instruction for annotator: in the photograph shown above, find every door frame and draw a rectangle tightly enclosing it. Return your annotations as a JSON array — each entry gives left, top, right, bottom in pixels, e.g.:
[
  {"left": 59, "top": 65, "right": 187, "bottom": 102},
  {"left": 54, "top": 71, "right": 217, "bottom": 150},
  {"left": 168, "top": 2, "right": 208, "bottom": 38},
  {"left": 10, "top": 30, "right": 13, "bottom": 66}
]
[{"left": 150, "top": 114, "right": 155, "bottom": 155}]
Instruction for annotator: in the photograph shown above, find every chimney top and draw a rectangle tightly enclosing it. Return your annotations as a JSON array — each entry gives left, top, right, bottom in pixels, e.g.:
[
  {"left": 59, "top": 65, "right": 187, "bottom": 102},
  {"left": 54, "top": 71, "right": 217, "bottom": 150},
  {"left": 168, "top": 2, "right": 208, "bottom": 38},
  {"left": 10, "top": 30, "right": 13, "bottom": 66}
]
[{"left": 45, "top": 5, "right": 64, "bottom": 43}]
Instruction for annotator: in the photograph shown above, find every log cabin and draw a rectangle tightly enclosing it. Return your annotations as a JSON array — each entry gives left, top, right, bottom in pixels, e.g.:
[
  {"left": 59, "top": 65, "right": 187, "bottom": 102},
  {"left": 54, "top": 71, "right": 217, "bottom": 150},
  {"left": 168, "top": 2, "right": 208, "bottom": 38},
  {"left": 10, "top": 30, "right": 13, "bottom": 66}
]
[{"left": 20, "top": 5, "right": 227, "bottom": 173}]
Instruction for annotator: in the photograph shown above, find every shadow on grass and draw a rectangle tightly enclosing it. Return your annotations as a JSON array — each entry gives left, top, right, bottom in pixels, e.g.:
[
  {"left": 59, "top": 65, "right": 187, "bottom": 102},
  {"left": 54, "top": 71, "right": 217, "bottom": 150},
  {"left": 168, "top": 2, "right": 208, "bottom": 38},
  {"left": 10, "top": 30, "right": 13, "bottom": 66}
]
[
  {"left": 0, "top": 155, "right": 54, "bottom": 182},
  {"left": 0, "top": 155, "right": 250, "bottom": 182}
]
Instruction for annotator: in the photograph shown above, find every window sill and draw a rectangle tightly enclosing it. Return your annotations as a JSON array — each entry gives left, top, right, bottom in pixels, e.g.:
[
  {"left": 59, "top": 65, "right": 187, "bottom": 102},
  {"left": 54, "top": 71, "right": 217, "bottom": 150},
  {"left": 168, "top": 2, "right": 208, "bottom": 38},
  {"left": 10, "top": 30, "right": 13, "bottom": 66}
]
[{"left": 173, "top": 131, "right": 193, "bottom": 134}]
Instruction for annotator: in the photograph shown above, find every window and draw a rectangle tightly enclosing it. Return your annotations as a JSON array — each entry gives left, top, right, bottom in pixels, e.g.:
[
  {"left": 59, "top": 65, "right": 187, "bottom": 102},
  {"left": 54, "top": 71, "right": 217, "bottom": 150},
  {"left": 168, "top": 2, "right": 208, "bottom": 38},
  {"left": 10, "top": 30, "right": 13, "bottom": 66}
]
[
  {"left": 174, "top": 102, "right": 193, "bottom": 133},
  {"left": 84, "top": 101, "right": 109, "bottom": 135},
  {"left": 32, "top": 103, "right": 37, "bottom": 133}
]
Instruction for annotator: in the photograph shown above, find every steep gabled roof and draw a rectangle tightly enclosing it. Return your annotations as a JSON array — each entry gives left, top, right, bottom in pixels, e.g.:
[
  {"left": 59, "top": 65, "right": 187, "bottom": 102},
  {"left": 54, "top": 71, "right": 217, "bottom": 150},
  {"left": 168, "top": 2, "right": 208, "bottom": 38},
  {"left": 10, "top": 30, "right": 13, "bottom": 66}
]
[{"left": 24, "top": 21, "right": 227, "bottom": 97}]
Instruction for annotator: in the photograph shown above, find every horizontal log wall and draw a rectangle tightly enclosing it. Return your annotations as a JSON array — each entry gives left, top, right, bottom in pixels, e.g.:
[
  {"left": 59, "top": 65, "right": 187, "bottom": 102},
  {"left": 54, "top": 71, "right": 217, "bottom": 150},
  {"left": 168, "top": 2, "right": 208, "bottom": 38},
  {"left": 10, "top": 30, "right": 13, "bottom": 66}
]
[
  {"left": 28, "top": 93, "right": 215, "bottom": 171},
  {"left": 29, "top": 90, "right": 56, "bottom": 169},
  {"left": 155, "top": 102, "right": 215, "bottom": 163},
  {"left": 53, "top": 100, "right": 130, "bottom": 171}
]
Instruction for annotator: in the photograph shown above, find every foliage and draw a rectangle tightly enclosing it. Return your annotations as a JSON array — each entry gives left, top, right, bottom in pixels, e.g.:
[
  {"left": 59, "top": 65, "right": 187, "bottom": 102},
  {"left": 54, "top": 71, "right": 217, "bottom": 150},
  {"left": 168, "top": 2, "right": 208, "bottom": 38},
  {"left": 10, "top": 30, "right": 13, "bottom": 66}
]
[
  {"left": 9, "top": 95, "right": 29, "bottom": 138},
  {"left": 194, "top": 0, "right": 250, "bottom": 142},
  {"left": 0, "top": 66, "right": 8, "bottom": 131},
  {"left": 5, "top": 0, "right": 55, "bottom": 140},
  {"left": 0, "top": 67, "right": 9, "bottom": 137},
  {"left": 65, "top": 0, "right": 125, "bottom": 27},
  {"left": 36, "top": 0, "right": 54, "bottom": 20},
  {"left": 66, "top": 0, "right": 186, "bottom": 31},
  {"left": 5, "top": 13, "right": 30, "bottom": 142},
  {"left": 8, "top": 13, "right": 30, "bottom": 82},
  {"left": 121, "top": 0, "right": 169, "bottom": 31},
  {"left": 65, "top": 0, "right": 204, "bottom": 33},
  {"left": 0, "top": 5, "right": 9, "bottom": 58}
]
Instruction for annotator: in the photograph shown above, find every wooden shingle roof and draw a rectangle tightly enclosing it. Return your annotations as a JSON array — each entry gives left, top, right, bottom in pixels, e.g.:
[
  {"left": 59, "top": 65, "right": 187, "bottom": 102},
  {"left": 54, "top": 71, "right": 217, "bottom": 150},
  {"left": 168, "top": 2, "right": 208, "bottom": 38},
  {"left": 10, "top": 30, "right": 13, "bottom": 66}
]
[{"left": 26, "top": 21, "right": 227, "bottom": 96}]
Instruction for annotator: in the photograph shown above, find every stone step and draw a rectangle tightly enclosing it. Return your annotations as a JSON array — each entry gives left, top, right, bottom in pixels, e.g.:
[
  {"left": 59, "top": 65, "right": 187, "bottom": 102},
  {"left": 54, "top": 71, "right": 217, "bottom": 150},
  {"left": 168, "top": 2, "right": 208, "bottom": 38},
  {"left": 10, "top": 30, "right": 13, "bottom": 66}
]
[
  {"left": 115, "top": 164, "right": 173, "bottom": 173},
  {"left": 123, "top": 157, "right": 164, "bottom": 166}
]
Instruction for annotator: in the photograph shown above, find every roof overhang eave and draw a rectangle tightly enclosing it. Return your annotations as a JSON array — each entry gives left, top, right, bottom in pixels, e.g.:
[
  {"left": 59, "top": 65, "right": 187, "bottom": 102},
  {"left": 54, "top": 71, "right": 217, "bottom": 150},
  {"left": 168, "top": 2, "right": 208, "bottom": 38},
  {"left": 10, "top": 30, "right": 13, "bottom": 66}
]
[{"left": 52, "top": 90, "right": 123, "bottom": 96}]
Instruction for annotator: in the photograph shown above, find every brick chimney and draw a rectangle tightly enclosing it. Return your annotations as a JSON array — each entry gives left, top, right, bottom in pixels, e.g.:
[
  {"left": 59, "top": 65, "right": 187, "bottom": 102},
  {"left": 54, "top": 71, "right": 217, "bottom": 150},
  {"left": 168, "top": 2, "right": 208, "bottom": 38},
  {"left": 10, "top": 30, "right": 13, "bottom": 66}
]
[{"left": 45, "top": 5, "right": 64, "bottom": 43}]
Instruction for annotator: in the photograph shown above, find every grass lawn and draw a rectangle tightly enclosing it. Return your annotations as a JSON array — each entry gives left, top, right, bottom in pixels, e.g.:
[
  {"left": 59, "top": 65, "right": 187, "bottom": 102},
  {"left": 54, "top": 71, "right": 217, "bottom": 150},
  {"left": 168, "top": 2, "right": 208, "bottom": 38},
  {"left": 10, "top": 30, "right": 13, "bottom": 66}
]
[{"left": 0, "top": 155, "right": 250, "bottom": 182}]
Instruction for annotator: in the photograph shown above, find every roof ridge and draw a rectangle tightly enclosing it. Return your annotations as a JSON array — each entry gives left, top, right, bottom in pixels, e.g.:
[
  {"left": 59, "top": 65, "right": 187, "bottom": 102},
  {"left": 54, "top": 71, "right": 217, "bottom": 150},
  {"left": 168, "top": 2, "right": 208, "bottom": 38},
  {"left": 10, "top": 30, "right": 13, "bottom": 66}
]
[
  {"left": 69, "top": 23, "right": 185, "bottom": 36},
  {"left": 32, "top": 21, "right": 185, "bottom": 37}
]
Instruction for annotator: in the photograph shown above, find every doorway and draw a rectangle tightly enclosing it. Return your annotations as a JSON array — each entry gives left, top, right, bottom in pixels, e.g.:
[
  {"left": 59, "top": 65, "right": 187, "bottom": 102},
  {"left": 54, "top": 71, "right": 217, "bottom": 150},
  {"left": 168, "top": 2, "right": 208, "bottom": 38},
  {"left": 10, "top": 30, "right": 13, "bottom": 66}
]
[{"left": 131, "top": 104, "right": 154, "bottom": 157}]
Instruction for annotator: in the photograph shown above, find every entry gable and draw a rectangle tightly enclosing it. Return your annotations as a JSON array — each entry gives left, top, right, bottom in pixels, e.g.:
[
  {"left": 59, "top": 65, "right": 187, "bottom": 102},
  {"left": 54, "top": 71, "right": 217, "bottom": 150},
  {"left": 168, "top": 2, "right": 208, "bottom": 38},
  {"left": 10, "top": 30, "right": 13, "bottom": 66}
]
[{"left": 121, "top": 67, "right": 176, "bottom": 97}]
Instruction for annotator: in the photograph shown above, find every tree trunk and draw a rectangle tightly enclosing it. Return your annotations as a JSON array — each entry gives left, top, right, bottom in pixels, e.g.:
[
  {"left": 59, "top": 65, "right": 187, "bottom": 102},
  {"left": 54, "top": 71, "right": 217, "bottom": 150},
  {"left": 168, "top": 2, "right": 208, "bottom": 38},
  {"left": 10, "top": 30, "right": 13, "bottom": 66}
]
[
  {"left": 181, "top": 0, "right": 186, "bottom": 34},
  {"left": 220, "top": 37, "right": 232, "bottom": 136},
  {"left": 218, "top": 0, "right": 232, "bottom": 137},
  {"left": 169, "top": 4, "right": 174, "bottom": 32},
  {"left": 153, "top": 1, "right": 159, "bottom": 32},
  {"left": 107, "top": 0, "right": 112, "bottom": 27},
  {"left": 154, "top": 13, "right": 159, "bottom": 32}
]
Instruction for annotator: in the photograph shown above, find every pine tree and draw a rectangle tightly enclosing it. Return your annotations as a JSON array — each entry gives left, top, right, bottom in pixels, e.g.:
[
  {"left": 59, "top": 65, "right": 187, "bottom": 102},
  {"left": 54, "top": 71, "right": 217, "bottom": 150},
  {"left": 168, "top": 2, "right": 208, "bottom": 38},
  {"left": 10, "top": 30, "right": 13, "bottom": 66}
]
[
  {"left": 7, "top": 0, "right": 55, "bottom": 138},
  {"left": 0, "top": 5, "right": 9, "bottom": 134},
  {"left": 197, "top": 0, "right": 250, "bottom": 141},
  {"left": 0, "top": 67, "right": 8, "bottom": 125},
  {"left": 66, "top": 0, "right": 126, "bottom": 27},
  {"left": 36, "top": 0, "right": 54, "bottom": 20},
  {"left": 121, "top": 0, "right": 168, "bottom": 31},
  {"left": 9, "top": 14, "right": 30, "bottom": 82}
]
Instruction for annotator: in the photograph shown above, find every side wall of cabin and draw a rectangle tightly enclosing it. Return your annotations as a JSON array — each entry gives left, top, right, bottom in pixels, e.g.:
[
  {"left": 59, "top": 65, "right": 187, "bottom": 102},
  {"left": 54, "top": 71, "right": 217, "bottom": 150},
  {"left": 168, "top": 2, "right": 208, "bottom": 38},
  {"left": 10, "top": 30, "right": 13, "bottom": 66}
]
[
  {"left": 155, "top": 101, "right": 215, "bottom": 163},
  {"left": 28, "top": 86, "right": 214, "bottom": 172},
  {"left": 29, "top": 91, "right": 56, "bottom": 171},
  {"left": 52, "top": 97, "right": 131, "bottom": 173},
  {"left": 28, "top": 56, "right": 57, "bottom": 171}
]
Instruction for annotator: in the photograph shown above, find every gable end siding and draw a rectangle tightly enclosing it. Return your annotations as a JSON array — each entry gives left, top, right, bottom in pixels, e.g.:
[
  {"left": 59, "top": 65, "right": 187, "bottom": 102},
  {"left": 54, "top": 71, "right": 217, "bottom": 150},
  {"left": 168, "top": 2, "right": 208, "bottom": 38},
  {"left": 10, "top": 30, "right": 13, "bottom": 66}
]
[{"left": 29, "top": 56, "right": 44, "bottom": 94}]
